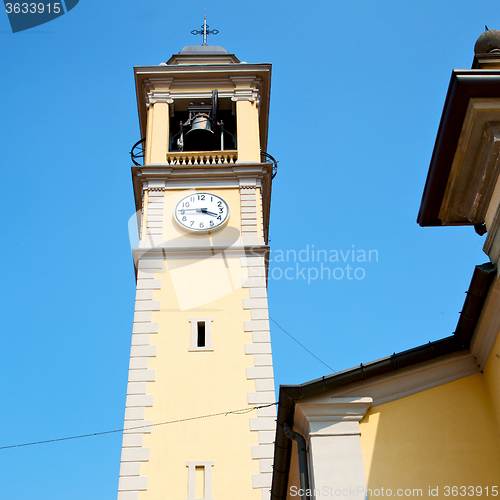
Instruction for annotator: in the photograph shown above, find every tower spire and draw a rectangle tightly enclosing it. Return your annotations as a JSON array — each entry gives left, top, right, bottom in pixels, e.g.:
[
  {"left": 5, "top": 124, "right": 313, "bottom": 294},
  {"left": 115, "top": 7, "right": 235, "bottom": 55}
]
[{"left": 191, "top": 11, "right": 219, "bottom": 46}]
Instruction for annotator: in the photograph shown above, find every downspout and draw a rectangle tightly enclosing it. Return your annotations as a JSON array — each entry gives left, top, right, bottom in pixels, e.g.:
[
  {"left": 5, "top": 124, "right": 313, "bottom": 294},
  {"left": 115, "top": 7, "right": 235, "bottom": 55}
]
[{"left": 284, "top": 423, "right": 310, "bottom": 499}]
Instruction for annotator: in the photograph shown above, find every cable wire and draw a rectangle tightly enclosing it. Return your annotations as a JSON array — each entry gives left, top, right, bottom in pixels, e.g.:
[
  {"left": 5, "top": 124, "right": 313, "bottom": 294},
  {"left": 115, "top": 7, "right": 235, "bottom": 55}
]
[
  {"left": 0, "top": 402, "right": 278, "bottom": 451},
  {"left": 269, "top": 316, "right": 335, "bottom": 373}
]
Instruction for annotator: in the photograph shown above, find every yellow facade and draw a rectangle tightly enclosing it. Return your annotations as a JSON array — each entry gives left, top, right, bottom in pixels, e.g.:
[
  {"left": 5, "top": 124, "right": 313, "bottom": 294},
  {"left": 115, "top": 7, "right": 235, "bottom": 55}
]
[{"left": 360, "top": 374, "right": 500, "bottom": 494}]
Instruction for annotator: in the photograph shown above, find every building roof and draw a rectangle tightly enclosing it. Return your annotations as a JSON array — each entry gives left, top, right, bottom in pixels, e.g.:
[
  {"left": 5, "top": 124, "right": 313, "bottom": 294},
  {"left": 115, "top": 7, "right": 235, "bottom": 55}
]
[
  {"left": 417, "top": 70, "right": 500, "bottom": 226},
  {"left": 179, "top": 45, "right": 229, "bottom": 54}
]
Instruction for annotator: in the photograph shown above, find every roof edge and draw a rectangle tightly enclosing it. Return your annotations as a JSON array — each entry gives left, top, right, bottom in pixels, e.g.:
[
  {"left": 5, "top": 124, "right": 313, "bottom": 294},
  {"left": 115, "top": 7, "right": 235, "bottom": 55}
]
[{"left": 418, "top": 70, "right": 500, "bottom": 227}]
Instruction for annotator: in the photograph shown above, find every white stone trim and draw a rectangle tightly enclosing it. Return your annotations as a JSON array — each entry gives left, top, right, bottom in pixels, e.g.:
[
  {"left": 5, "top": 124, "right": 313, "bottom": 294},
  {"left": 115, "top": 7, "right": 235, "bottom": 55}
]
[
  {"left": 253, "top": 331, "right": 271, "bottom": 343},
  {"left": 258, "top": 431, "right": 276, "bottom": 444},
  {"left": 245, "top": 343, "right": 272, "bottom": 354},
  {"left": 118, "top": 258, "right": 163, "bottom": 497},
  {"left": 242, "top": 256, "right": 275, "bottom": 499},
  {"left": 120, "top": 462, "right": 142, "bottom": 476},
  {"left": 122, "top": 435, "right": 143, "bottom": 448},
  {"left": 118, "top": 476, "right": 148, "bottom": 492},
  {"left": 117, "top": 492, "right": 139, "bottom": 500},
  {"left": 240, "top": 187, "right": 262, "bottom": 245},
  {"left": 142, "top": 187, "right": 165, "bottom": 246}
]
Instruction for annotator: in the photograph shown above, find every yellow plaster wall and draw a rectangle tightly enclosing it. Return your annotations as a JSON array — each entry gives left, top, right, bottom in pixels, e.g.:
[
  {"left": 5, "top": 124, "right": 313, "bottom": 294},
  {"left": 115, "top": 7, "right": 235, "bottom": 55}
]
[
  {"left": 236, "top": 100, "right": 260, "bottom": 162},
  {"left": 359, "top": 374, "right": 500, "bottom": 495},
  {"left": 146, "top": 102, "right": 170, "bottom": 164},
  {"left": 138, "top": 255, "right": 261, "bottom": 500},
  {"left": 483, "top": 330, "right": 500, "bottom": 436}
]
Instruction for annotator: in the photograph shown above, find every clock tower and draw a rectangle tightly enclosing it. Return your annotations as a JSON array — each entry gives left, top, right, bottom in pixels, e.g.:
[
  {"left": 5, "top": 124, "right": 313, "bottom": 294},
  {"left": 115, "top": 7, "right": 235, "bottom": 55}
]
[{"left": 117, "top": 40, "right": 276, "bottom": 500}]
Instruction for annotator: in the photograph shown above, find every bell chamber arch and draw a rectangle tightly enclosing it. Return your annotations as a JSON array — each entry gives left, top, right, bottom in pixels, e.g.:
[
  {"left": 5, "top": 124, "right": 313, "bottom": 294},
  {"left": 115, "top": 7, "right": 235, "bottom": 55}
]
[{"left": 169, "top": 90, "right": 237, "bottom": 152}]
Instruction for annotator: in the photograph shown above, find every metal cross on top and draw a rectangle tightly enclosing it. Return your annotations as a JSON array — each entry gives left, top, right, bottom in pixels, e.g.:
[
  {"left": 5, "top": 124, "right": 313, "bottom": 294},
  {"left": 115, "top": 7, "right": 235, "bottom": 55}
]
[{"left": 191, "top": 13, "right": 219, "bottom": 46}]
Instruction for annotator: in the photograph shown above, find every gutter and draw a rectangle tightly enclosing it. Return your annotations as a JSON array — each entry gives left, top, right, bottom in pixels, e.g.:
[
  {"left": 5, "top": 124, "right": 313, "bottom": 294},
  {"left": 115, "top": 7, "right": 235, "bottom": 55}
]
[{"left": 271, "top": 262, "right": 496, "bottom": 500}]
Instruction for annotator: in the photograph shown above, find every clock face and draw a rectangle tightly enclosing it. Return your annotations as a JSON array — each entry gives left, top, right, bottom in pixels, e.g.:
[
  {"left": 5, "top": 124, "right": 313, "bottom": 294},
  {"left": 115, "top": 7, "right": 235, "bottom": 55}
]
[{"left": 174, "top": 193, "right": 230, "bottom": 232}]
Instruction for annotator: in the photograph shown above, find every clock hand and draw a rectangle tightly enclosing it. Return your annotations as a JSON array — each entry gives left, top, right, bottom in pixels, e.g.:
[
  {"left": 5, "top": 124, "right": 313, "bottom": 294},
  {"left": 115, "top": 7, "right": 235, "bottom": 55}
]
[
  {"left": 200, "top": 209, "right": 218, "bottom": 217},
  {"left": 179, "top": 208, "right": 218, "bottom": 216}
]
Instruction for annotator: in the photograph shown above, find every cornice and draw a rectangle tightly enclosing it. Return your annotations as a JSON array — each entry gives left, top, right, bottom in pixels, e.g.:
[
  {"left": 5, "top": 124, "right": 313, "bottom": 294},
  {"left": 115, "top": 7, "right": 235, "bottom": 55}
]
[
  {"left": 294, "top": 397, "right": 373, "bottom": 439},
  {"left": 133, "top": 244, "right": 269, "bottom": 261},
  {"left": 134, "top": 63, "right": 271, "bottom": 78},
  {"left": 132, "top": 163, "right": 272, "bottom": 188}
]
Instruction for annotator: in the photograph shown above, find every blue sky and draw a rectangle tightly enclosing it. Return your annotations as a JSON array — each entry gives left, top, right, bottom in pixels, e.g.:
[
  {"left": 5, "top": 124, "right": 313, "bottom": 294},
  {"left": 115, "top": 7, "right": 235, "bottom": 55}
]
[{"left": 0, "top": 0, "right": 495, "bottom": 497}]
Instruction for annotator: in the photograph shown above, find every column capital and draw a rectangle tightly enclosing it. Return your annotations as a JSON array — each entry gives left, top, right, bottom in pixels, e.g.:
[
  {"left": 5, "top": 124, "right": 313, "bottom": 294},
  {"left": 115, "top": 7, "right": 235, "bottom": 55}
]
[{"left": 295, "top": 397, "right": 372, "bottom": 437}]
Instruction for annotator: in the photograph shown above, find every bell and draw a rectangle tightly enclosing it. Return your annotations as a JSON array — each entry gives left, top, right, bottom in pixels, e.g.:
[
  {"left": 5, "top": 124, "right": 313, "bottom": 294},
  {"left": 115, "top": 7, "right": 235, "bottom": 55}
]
[{"left": 184, "top": 113, "right": 217, "bottom": 151}]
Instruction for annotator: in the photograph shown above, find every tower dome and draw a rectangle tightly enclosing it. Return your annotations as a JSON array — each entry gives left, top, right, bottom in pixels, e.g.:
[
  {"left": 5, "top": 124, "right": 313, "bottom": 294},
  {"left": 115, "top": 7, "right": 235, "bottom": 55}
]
[{"left": 474, "top": 29, "right": 500, "bottom": 55}]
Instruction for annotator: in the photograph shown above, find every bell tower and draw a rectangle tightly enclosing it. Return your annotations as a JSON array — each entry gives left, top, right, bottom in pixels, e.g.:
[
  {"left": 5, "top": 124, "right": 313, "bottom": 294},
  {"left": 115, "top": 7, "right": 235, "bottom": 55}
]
[{"left": 118, "top": 37, "right": 276, "bottom": 500}]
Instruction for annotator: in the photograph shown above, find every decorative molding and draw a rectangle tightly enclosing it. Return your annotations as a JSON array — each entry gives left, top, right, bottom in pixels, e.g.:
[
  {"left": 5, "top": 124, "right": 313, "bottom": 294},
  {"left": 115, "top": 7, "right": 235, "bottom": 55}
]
[
  {"left": 146, "top": 91, "right": 175, "bottom": 105},
  {"left": 231, "top": 87, "right": 261, "bottom": 104}
]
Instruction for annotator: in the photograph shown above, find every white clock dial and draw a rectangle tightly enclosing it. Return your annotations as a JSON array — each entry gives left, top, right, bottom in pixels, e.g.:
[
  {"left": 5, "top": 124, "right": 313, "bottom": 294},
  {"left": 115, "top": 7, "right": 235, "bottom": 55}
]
[{"left": 174, "top": 193, "right": 230, "bottom": 232}]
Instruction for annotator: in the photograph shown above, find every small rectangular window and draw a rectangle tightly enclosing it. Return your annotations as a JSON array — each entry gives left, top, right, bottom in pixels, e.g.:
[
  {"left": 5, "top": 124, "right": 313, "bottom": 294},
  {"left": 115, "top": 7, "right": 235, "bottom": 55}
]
[
  {"left": 189, "top": 318, "right": 213, "bottom": 351},
  {"left": 186, "top": 461, "right": 214, "bottom": 500},
  {"left": 197, "top": 322, "right": 206, "bottom": 348},
  {"left": 195, "top": 466, "right": 205, "bottom": 499}
]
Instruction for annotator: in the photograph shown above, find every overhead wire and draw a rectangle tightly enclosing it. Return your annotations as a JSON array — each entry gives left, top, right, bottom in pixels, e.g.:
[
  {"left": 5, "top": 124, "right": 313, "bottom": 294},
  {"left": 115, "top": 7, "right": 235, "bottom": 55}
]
[
  {"left": 0, "top": 402, "right": 278, "bottom": 451},
  {"left": 269, "top": 316, "right": 336, "bottom": 373},
  {"left": 3, "top": 317, "right": 334, "bottom": 451}
]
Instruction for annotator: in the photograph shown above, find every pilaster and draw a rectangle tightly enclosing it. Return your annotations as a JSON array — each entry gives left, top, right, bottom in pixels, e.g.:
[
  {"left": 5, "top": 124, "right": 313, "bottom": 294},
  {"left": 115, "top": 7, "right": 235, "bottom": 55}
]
[{"left": 294, "top": 398, "right": 373, "bottom": 499}]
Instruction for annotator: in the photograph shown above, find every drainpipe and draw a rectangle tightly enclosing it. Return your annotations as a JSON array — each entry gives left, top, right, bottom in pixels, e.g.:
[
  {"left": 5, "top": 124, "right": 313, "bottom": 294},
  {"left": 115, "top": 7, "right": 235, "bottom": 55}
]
[{"left": 284, "top": 423, "right": 311, "bottom": 499}]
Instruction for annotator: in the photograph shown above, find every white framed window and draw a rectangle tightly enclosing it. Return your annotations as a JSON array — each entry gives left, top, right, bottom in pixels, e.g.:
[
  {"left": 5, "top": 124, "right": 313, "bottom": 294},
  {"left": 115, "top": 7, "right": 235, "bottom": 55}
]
[
  {"left": 188, "top": 318, "right": 214, "bottom": 351},
  {"left": 186, "top": 461, "right": 214, "bottom": 500}
]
